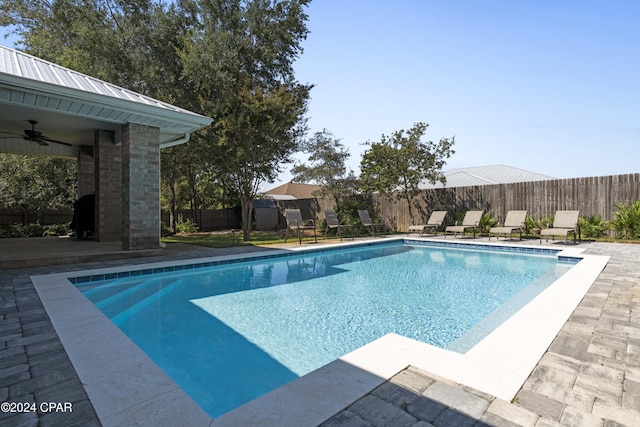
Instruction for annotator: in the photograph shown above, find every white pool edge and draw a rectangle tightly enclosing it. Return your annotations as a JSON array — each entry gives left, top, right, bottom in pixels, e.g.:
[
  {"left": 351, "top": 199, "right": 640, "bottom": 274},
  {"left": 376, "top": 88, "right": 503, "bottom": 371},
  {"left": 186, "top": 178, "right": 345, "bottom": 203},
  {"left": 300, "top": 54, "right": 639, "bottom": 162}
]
[{"left": 31, "top": 239, "right": 609, "bottom": 427}]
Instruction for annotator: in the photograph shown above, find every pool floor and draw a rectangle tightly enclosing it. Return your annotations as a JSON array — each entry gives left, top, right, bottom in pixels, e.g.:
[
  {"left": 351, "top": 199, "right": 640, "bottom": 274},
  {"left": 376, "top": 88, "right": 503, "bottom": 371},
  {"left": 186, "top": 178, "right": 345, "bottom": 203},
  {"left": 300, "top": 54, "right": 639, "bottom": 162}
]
[{"left": 75, "top": 242, "right": 573, "bottom": 417}]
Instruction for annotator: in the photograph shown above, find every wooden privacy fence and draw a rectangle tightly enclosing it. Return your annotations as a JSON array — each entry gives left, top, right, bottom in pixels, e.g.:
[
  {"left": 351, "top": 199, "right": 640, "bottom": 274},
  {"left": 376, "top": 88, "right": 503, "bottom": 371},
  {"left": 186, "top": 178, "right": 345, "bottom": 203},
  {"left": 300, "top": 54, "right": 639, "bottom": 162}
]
[
  {"left": 0, "top": 208, "right": 73, "bottom": 227},
  {"left": 373, "top": 173, "right": 640, "bottom": 232},
  {"left": 4, "top": 173, "right": 638, "bottom": 233},
  {"left": 161, "top": 208, "right": 242, "bottom": 231}
]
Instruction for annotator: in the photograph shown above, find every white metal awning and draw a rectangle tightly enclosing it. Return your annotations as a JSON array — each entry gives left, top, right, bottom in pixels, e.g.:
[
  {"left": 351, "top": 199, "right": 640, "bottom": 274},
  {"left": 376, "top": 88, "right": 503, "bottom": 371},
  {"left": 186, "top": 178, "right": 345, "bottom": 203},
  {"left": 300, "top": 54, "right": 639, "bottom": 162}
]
[{"left": 0, "top": 44, "right": 212, "bottom": 156}]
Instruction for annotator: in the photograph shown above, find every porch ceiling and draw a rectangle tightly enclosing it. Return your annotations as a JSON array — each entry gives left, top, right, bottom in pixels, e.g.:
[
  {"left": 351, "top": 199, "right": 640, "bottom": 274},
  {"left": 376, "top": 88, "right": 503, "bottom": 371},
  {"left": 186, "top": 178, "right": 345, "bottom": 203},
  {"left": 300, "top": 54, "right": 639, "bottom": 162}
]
[{"left": 0, "top": 45, "right": 212, "bottom": 157}]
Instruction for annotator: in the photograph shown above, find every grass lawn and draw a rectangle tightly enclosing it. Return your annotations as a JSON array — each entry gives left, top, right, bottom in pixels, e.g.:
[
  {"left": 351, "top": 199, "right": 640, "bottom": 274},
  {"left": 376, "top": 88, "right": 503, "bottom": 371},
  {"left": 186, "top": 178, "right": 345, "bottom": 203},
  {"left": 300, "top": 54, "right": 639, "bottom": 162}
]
[{"left": 161, "top": 230, "right": 329, "bottom": 248}]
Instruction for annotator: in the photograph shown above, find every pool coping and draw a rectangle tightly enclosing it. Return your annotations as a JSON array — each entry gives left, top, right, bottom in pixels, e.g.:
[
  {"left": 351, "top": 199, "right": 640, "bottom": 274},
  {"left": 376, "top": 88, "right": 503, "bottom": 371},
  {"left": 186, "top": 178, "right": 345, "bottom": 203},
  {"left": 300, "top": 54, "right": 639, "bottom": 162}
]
[{"left": 30, "top": 238, "right": 609, "bottom": 426}]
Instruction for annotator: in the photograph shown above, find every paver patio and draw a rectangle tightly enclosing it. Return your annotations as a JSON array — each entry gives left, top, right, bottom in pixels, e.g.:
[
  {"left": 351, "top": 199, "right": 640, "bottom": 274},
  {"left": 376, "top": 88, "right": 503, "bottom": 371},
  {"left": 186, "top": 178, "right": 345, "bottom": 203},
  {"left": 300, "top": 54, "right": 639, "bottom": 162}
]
[{"left": 0, "top": 238, "right": 638, "bottom": 426}]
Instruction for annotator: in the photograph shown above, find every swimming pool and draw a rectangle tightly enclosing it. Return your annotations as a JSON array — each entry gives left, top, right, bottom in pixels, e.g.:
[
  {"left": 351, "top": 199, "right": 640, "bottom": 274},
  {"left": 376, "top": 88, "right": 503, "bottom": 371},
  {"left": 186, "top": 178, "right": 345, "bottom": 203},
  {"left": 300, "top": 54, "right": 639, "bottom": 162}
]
[
  {"left": 31, "top": 238, "right": 609, "bottom": 425},
  {"left": 73, "top": 240, "right": 575, "bottom": 418}
]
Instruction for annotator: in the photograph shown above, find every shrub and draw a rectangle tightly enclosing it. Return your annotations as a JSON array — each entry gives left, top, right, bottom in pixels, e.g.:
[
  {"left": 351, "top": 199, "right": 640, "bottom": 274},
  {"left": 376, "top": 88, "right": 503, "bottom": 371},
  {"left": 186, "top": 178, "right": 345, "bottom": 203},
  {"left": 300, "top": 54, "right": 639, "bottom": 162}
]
[
  {"left": 578, "top": 214, "right": 609, "bottom": 238},
  {"left": 24, "top": 224, "right": 46, "bottom": 237},
  {"left": 0, "top": 223, "right": 70, "bottom": 238},
  {"left": 161, "top": 222, "right": 174, "bottom": 237},
  {"left": 478, "top": 212, "right": 499, "bottom": 235},
  {"left": 176, "top": 214, "right": 199, "bottom": 233},
  {"left": 610, "top": 201, "right": 640, "bottom": 239},
  {"left": 526, "top": 214, "right": 555, "bottom": 235}
]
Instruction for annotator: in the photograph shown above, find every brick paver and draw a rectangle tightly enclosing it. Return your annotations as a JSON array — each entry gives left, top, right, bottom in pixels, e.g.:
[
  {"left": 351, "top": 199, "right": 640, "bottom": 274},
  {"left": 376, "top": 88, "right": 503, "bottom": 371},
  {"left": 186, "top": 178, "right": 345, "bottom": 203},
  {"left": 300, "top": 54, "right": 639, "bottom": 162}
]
[{"left": 322, "top": 241, "right": 640, "bottom": 427}]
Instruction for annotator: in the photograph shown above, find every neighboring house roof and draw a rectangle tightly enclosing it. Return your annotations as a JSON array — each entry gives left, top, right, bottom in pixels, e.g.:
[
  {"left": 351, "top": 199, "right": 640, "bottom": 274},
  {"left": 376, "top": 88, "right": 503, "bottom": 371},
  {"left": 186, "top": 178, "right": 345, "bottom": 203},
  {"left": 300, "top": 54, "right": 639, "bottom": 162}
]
[
  {"left": 264, "top": 182, "right": 321, "bottom": 200},
  {"left": 0, "top": 44, "right": 212, "bottom": 151},
  {"left": 420, "top": 164, "right": 555, "bottom": 189}
]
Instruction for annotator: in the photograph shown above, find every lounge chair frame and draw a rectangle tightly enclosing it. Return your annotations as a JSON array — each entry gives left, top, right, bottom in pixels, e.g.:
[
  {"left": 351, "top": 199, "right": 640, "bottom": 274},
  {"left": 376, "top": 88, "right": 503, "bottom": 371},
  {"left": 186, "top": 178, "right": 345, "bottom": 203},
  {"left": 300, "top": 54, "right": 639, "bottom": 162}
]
[
  {"left": 407, "top": 211, "right": 447, "bottom": 236},
  {"left": 489, "top": 210, "right": 527, "bottom": 241},
  {"left": 284, "top": 209, "right": 317, "bottom": 244},
  {"left": 540, "top": 210, "right": 579, "bottom": 245},
  {"left": 324, "top": 209, "right": 353, "bottom": 241},
  {"left": 357, "top": 210, "right": 385, "bottom": 237},
  {"left": 444, "top": 210, "right": 483, "bottom": 239}
]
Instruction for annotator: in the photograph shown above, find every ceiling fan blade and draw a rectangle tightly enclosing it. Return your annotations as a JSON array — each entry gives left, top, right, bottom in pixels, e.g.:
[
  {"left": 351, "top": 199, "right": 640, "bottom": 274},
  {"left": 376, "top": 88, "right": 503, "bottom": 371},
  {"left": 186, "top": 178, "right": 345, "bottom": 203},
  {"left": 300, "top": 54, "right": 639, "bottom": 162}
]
[
  {"left": 0, "top": 131, "right": 22, "bottom": 136},
  {"left": 40, "top": 136, "right": 72, "bottom": 147},
  {"left": 22, "top": 136, "right": 49, "bottom": 146}
]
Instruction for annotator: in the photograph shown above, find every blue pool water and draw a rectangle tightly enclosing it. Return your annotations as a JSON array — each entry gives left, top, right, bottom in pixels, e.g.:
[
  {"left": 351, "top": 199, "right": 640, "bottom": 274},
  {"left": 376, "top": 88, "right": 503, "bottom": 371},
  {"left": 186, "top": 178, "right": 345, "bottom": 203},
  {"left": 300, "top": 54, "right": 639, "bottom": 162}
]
[{"left": 75, "top": 241, "right": 575, "bottom": 418}]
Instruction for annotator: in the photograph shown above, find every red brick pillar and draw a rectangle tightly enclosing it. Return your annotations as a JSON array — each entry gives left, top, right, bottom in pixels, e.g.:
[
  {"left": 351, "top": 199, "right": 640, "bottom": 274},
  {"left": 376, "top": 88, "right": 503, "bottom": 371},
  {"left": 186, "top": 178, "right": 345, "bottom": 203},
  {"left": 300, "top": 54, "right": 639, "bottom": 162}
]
[
  {"left": 121, "top": 123, "right": 161, "bottom": 250},
  {"left": 94, "top": 130, "right": 122, "bottom": 242}
]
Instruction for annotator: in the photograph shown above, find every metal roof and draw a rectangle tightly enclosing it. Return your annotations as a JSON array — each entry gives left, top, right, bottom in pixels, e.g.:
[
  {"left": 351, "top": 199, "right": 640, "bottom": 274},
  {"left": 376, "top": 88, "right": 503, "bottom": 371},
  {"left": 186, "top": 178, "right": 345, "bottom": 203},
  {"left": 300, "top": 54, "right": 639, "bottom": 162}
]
[
  {"left": 420, "top": 164, "right": 555, "bottom": 189},
  {"left": 0, "top": 44, "right": 212, "bottom": 152}
]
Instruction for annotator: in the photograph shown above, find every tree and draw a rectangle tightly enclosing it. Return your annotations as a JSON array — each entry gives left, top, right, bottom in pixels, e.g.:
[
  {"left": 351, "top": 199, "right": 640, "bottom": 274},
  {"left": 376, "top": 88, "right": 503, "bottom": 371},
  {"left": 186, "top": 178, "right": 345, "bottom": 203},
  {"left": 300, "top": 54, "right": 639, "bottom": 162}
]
[
  {"left": 3, "top": 0, "right": 211, "bottom": 231},
  {"left": 359, "top": 122, "right": 455, "bottom": 223},
  {"left": 0, "top": 154, "right": 77, "bottom": 223},
  {"left": 178, "top": 0, "right": 312, "bottom": 241},
  {"left": 3, "top": 0, "right": 312, "bottom": 242},
  {"left": 292, "top": 129, "right": 358, "bottom": 212}
]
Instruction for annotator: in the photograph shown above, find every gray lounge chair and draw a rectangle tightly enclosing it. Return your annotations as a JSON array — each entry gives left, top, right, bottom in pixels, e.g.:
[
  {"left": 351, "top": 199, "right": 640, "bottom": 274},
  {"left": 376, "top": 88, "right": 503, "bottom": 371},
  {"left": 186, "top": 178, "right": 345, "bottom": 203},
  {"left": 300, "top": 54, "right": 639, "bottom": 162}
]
[
  {"left": 284, "top": 209, "right": 317, "bottom": 244},
  {"left": 324, "top": 209, "right": 353, "bottom": 241},
  {"left": 407, "top": 210, "right": 447, "bottom": 236},
  {"left": 540, "top": 210, "right": 579, "bottom": 244},
  {"left": 444, "top": 210, "right": 483, "bottom": 238},
  {"left": 489, "top": 210, "right": 527, "bottom": 240},
  {"left": 358, "top": 209, "right": 384, "bottom": 236}
]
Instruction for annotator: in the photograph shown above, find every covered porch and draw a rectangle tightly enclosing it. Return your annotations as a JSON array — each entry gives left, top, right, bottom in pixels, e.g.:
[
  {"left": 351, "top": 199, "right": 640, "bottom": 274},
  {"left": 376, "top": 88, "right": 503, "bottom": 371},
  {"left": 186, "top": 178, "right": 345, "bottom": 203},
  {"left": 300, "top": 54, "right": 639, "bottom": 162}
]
[{"left": 0, "top": 45, "right": 212, "bottom": 251}]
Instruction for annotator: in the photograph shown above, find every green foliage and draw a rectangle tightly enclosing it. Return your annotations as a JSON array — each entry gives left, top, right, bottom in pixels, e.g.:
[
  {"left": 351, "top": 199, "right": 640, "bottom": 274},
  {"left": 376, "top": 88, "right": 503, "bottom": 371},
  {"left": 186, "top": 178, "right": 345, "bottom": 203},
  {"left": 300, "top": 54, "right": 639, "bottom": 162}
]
[
  {"left": 0, "top": 223, "right": 70, "bottom": 238},
  {"left": 161, "top": 221, "right": 174, "bottom": 237},
  {"left": 610, "top": 201, "right": 640, "bottom": 239},
  {"left": 478, "top": 212, "right": 499, "bottom": 235},
  {"left": 359, "top": 122, "right": 455, "bottom": 222},
  {"left": 336, "top": 199, "right": 370, "bottom": 225},
  {"left": 178, "top": 0, "right": 312, "bottom": 242},
  {"left": 175, "top": 215, "right": 199, "bottom": 234},
  {"left": 578, "top": 214, "right": 609, "bottom": 238},
  {"left": 162, "top": 230, "right": 285, "bottom": 248},
  {"left": 0, "top": 154, "right": 77, "bottom": 223},
  {"left": 524, "top": 214, "right": 554, "bottom": 235},
  {"left": 291, "top": 129, "right": 358, "bottom": 210},
  {"left": 43, "top": 223, "right": 72, "bottom": 236},
  {"left": 4, "top": 0, "right": 312, "bottom": 244}
]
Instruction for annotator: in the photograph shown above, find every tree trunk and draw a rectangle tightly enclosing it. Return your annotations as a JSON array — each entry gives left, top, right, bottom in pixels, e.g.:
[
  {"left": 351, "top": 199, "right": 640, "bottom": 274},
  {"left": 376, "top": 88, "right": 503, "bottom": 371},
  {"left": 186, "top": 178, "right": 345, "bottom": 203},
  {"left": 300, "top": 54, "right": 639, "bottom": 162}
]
[
  {"left": 169, "top": 176, "right": 177, "bottom": 234},
  {"left": 405, "top": 192, "right": 415, "bottom": 225},
  {"left": 240, "top": 196, "right": 253, "bottom": 242}
]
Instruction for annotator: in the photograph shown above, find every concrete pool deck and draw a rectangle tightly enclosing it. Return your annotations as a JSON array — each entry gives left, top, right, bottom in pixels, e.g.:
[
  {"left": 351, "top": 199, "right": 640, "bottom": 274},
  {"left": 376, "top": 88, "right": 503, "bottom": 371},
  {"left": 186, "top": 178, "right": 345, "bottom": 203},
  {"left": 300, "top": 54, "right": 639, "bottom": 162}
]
[{"left": 1, "top": 237, "right": 639, "bottom": 426}]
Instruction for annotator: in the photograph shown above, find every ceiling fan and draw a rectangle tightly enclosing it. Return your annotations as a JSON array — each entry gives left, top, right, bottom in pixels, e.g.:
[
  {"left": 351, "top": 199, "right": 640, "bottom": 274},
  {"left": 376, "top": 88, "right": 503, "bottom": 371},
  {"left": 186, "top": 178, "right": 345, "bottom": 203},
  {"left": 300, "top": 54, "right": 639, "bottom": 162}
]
[{"left": 0, "top": 120, "right": 72, "bottom": 147}]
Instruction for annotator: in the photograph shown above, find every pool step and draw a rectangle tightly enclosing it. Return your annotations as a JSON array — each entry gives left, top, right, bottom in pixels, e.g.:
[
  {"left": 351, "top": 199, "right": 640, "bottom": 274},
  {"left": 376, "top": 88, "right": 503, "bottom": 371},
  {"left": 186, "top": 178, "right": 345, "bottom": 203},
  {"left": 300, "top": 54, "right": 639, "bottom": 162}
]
[
  {"left": 94, "top": 278, "right": 171, "bottom": 319},
  {"left": 110, "top": 279, "right": 184, "bottom": 326},
  {"left": 82, "top": 279, "right": 144, "bottom": 302}
]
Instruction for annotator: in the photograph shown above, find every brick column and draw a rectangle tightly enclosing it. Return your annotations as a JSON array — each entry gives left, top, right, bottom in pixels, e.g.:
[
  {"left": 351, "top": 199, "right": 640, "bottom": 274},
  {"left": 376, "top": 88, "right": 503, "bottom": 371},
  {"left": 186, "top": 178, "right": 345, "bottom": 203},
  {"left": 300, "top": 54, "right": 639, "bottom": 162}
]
[
  {"left": 76, "top": 145, "right": 95, "bottom": 197},
  {"left": 121, "top": 123, "right": 160, "bottom": 250},
  {"left": 94, "top": 130, "right": 122, "bottom": 242}
]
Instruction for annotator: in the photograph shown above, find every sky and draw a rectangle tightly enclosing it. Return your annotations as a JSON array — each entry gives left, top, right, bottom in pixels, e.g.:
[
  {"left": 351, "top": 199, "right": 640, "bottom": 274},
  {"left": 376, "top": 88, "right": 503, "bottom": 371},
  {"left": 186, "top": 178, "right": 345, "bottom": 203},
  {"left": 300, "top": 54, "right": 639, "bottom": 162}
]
[
  {"left": 282, "top": 0, "right": 640, "bottom": 188},
  {"left": 2, "top": 1, "right": 639, "bottom": 189}
]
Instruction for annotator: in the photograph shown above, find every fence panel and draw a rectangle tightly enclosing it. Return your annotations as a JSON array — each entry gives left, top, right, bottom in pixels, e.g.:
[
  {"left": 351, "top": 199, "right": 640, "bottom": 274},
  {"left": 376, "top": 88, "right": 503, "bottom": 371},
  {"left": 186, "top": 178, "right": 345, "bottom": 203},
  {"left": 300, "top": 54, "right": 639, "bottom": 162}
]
[
  {"left": 0, "top": 209, "right": 73, "bottom": 227},
  {"left": 372, "top": 173, "right": 640, "bottom": 232}
]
